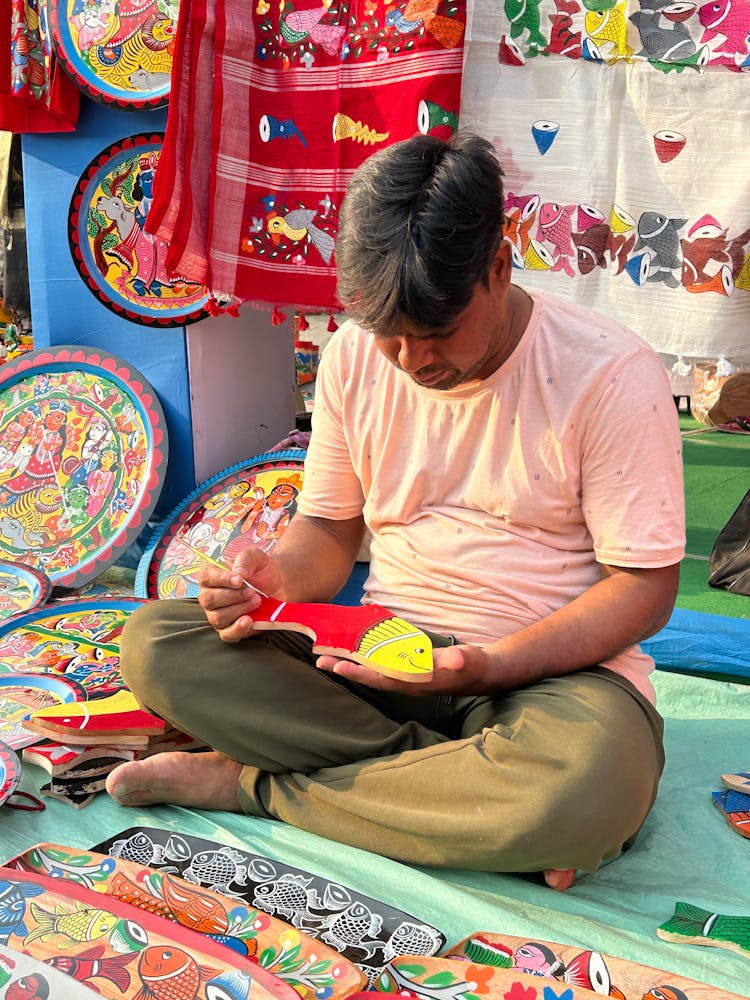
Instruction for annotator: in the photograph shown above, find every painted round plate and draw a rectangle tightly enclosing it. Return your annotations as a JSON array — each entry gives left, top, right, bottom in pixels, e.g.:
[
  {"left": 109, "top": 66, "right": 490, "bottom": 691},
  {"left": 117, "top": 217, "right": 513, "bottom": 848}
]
[
  {"left": 0, "top": 597, "right": 145, "bottom": 699},
  {"left": 0, "top": 738, "right": 21, "bottom": 805},
  {"left": 136, "top": 450, "right": 306, "bottom": 599},
  {"left": 48, "top": 0, "right": 178, "bottom": 109},
  {"left": 0, "top": 673, "right": 87, "bottom": 750},
  {"left": 69, "top": 134, "right": 212, "bottom": 327},
  {"left": 0, "top": 346, "right": 168, "bottom": 587},
  {"left": 0, "top": 560, "right": 52, "bottom": 621}
]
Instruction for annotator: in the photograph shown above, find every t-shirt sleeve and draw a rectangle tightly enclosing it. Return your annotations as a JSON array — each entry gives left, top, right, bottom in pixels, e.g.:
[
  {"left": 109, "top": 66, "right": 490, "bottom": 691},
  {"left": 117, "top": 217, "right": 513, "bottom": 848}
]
[
  {"left": 297, "top": 334, "right": 366, "bottom": 521},
  {"left": 580, "top": 348, "right": 686, "bottom": 568}
]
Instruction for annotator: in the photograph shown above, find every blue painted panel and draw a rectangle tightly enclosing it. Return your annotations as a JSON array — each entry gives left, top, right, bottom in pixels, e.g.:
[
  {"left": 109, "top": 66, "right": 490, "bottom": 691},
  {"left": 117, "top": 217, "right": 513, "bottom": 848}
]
[{"left": 21, "top": 97, "right": 194, "bottom": 515}]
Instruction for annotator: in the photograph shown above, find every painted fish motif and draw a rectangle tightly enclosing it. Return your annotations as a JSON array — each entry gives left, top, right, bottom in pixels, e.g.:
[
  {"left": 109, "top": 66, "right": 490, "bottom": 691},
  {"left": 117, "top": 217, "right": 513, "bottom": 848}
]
[
  {"left": 681, "top": 225, "right": 750, "bottom": 286},
  {"left": 699, "top": 0, "right": 749, "bottom": 57},
  {"left": 182, "top": 848, "right": 249, "bottom": 893},
  {"left": 513, "top": 941, "right": 564, "bottom": 976},
  {"left": 319, "top": 902, "right": 383, "bottom": 954},
  {"left": 161, "top": 873, "right": 231, "bottom": 934},
  {"left": 44, "top": 945, "right": 132, "bottom": 992},
  {"left": 629, "top": 11, "right": 697, "bottom": 61},
  {"left": 537, "top": 203, "right": 576, "bottom": 276},
  {"left": 634, "top": 212, "right": 687, "bottom": 287},
  {"left": 382, "top": 921, "right": 444, "bottom": 960},
  {"left": 136, "top": 946, "right": 218, "bottom": 1000},
  {"left": 251, "top": 596, "right": 434, "bottom": 681},
  {"left": 26, "top": 901, "right": 118, "bottom": 946},
  {"left": 546, "top": 0, "right": 583, "bottom": 57},
  {"left": 657, "top": 900, "right": 750, "bottom": 955},
  {"left": 253, "top": 874, "right": 322, "bottom": 924},
  {"left": 109, "top": 832, "right": 167, "bottom": 867},
  {"left": 585, "top": 1, "right": 634, "bottom": 60},
  {"left": 0, "top": 879, "right": 45, "bottom": 944}
]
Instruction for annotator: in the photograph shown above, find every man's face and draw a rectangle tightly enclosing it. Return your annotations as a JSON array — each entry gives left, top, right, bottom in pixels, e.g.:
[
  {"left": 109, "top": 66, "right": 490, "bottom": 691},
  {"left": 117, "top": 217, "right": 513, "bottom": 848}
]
[{"left": 372, "top": 246, "right": 512, "bottom": 391}]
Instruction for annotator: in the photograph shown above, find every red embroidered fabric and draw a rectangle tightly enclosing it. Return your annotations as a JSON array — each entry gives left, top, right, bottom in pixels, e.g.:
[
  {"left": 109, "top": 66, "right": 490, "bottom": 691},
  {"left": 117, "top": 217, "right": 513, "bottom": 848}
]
[
  {"left": 1, "top": 0, "right": 80, "bottom": 134},
  {"left": 148, "top": 0, "right": 465, "bottom": 310}
]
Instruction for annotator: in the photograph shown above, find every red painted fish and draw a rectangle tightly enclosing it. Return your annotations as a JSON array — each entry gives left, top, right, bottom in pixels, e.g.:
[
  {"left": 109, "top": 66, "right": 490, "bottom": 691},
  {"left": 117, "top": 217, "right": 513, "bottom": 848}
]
[{"left": 45, "top": 945, "right": 132, "bottom": 991}]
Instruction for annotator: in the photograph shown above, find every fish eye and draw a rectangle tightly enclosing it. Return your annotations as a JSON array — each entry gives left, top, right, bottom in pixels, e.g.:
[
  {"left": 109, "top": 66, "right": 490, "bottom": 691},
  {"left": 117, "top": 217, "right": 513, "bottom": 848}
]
[{"left": 415, "top": 647, "right": 425, "bottom": 654}]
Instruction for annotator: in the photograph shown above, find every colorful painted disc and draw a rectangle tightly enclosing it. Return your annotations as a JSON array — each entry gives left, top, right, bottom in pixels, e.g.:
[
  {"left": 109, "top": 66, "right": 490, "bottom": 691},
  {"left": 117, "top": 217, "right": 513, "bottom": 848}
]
[
  {"left": 47, "top": 0, "right": 178, "bottom": 110},
  {"left": 135, "top": 450, "right": 306, "bottom": 599},
  {"left": 0, "top": 346, "right": 168, "bottom": 587},
  {"left": 0, "top": 597, "right": 146, "bottom": 699},
  {"left": 0, "top": 737, "right": 21, "bottom": 805},
  {"left": 0, "top": 673, "right": 88, "bottom": 750},
  {"left": 0, "top": 560, "right": 52, "bottom": 621},
  {"left": 68, "top": 134, "right": 212, "bottom": 327}
]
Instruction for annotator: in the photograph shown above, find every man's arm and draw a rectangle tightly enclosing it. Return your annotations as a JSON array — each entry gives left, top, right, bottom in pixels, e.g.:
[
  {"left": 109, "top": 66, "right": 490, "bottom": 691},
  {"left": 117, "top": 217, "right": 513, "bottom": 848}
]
[
  {"left": 317, "top": 561, "right": 680, "bottom": 695},
  {"left": 197, "top": 512, "right": 365, "bottom": 643}
]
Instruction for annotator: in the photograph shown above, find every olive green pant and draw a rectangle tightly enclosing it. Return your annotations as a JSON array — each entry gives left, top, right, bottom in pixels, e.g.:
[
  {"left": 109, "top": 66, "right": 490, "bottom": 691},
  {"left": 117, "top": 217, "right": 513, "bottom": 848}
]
[{"left": 120, "top": 599, "right": 665, "bottom": 875}]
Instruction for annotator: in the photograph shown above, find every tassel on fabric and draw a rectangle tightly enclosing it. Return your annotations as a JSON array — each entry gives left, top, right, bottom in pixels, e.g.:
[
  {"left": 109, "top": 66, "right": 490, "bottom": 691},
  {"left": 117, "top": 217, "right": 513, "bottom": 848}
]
[
  {"left": 327, "top": 313, "right": 339, "bottom": 332},
  {"left": 272, "top": 305, "right": 288, "bottom": 326},
  {"left": 297, "top": 312, "right": 310, "bottom": 331}
]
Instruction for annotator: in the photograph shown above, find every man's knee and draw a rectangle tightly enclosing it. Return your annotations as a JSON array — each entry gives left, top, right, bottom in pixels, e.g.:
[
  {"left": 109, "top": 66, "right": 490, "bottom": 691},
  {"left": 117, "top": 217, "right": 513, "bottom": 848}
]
[{"left": 119, "top": 599, "right": 196, "bottom": 699}]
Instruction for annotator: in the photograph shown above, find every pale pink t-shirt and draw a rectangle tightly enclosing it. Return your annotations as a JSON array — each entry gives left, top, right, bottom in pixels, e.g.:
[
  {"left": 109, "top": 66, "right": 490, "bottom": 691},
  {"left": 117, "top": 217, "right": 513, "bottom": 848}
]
[{"left": 298, "top": 290, "right": 686, "bottom": 703}]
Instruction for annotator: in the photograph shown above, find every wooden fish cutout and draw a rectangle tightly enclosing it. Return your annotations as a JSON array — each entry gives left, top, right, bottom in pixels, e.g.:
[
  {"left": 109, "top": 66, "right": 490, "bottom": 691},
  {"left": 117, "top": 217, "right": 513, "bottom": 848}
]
[
  {"left": 24, "top": 690, "right": 165, "bottom": 746},
  {"left": 712, "top": 789, "right": 750, "bottom": 839},
  {"left": 178, "top": 541, "right": 433, "bottom": 681},
  {"left": 657, "top": 901, "right": 750, "bottom": 960},
  {"left": 721, "top": 771, "right": 750, "bottom": 794},
  {"left": 250, "top": 595, "right": 433, "bottom": 681}
]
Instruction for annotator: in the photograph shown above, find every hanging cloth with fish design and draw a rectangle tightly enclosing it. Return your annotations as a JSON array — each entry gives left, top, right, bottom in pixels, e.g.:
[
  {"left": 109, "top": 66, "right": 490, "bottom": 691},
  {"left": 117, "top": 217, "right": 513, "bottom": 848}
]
[{"left": 146, "top": 0, "right": 465, "bottom": 309}]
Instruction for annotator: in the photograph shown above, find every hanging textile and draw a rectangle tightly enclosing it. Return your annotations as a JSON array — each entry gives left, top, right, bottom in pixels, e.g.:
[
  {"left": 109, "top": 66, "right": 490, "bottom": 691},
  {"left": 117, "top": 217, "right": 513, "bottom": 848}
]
[
  {"left": 459, "top": 0, "right": 750, "bottom": 364},
  {"left": 1, "top": 0, "right": 80, "bottom": 133},
  {"left": 148, "top": 0, "right": 466, "bottom": 309}
]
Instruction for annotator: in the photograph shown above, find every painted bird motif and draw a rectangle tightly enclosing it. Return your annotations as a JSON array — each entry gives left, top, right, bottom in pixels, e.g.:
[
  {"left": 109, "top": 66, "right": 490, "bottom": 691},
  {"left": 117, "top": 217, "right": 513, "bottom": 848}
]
[
  {"left": 267, "top": 209, "right": 335, "bottom": 264},
  {"left": 385, "top": 0, "right": 465, "bottom": 47},
  {"left": 249, "top": 595, "right": 434, "bottom": 680}
]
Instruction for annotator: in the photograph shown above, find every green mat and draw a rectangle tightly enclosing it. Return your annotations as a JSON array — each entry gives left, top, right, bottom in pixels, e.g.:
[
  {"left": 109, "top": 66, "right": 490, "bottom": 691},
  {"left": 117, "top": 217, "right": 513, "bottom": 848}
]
[{"left": 678, "top": 422, "right": 749, "bottom": 619}]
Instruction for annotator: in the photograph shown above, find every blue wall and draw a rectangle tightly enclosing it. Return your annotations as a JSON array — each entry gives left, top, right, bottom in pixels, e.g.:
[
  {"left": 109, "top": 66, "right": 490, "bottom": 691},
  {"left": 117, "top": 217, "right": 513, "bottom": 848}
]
[{"left": 21, "top": 97, "right": 194, "bottom": 515}]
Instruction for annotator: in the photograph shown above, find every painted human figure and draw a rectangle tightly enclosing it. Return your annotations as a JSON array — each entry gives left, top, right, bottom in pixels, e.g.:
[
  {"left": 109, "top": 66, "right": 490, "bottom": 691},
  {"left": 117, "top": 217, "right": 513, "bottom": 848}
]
[
  {"left": 223, "top": 479, "right": 300, "bottom": 559},
  {"left": 1, "top": 407, "right": 67, "bottom": 498},
  {"left": 71, "top": 415, "right": 115, "bottom": 488},
  {"left": 87, "top": 448, "right": 117, "bottom": 517}
]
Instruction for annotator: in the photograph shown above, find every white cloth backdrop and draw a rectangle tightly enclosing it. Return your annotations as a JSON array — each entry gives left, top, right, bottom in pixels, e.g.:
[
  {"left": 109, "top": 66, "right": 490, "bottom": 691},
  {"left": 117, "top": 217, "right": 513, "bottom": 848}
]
[{"left": 460, "top": 0, "right": 750, "bottom": 372}]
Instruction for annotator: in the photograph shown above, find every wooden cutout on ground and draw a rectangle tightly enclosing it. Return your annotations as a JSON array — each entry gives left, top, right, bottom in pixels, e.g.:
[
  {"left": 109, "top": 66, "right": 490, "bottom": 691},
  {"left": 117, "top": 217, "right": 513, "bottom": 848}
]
[
  {"left": 0, "top": 865, "right": 297, "bottom": 1000},
  {"left": 24, "top": 689, "right": 165, "bottom": 745},
  {"left": 92, "top": 826, "right": 446, "bottom": 982},
  {"left": 0, "top": 940, "right": 101, "bottom": 998},
  {"left": 721, "top": 771, "right": 750, "bottom": 794},
  {"left": 657, "top": 901, "right": 750, "bottom": 960},
  {"left": 444, "top": 930, "right": 746, "bottom": 999},
  {"left": 375, "top": 955, "right": 618, "bottom": 1000},
  {"left": 712, "top": 789, "right": 750, "bottom": 839},
  {"left": 8, "top": 842, "right": 366, "bottom": 1000}
]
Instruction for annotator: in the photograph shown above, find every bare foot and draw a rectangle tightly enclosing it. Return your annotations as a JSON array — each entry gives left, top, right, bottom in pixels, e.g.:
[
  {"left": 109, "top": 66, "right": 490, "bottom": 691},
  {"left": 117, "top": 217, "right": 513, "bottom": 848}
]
[
  {"left": 543, "top": 867, "right": 576, "bottom": 891},
  {"left": 106, "top": 751, "right": 243, "bottom": 811}
]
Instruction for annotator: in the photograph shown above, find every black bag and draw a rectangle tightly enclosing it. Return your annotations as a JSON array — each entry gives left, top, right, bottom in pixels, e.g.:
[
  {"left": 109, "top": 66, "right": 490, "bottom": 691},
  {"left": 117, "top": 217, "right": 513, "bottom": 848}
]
[{"left": 708, "top": 489, "right": 750, "bottom": 595}]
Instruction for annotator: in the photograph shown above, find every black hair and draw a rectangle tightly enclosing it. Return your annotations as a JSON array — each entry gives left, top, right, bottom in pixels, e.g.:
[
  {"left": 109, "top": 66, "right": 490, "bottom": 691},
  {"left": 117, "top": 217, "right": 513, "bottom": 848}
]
[{"left": 336, "top": 132, "right": 505, "bottom": 336}]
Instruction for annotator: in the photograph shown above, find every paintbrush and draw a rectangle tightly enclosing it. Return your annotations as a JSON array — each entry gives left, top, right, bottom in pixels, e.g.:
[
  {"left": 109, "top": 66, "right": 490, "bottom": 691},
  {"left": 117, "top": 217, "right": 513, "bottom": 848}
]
[{"left": 178, "top": 537, "right": 270, "bottom": 597}]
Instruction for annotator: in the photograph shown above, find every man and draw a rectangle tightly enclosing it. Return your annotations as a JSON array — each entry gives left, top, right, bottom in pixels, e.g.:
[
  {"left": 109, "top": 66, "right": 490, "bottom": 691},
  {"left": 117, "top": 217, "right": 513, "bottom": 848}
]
[{"left": 107, "top": 133, "right": 685, "bottom": 891}]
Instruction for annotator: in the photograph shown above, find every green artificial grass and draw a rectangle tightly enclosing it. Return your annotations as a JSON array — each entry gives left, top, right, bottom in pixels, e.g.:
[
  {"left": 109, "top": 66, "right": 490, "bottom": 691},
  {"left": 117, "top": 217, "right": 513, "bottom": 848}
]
[{"left": 677, "top": 423, "right": 750, "bottom": 618}]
